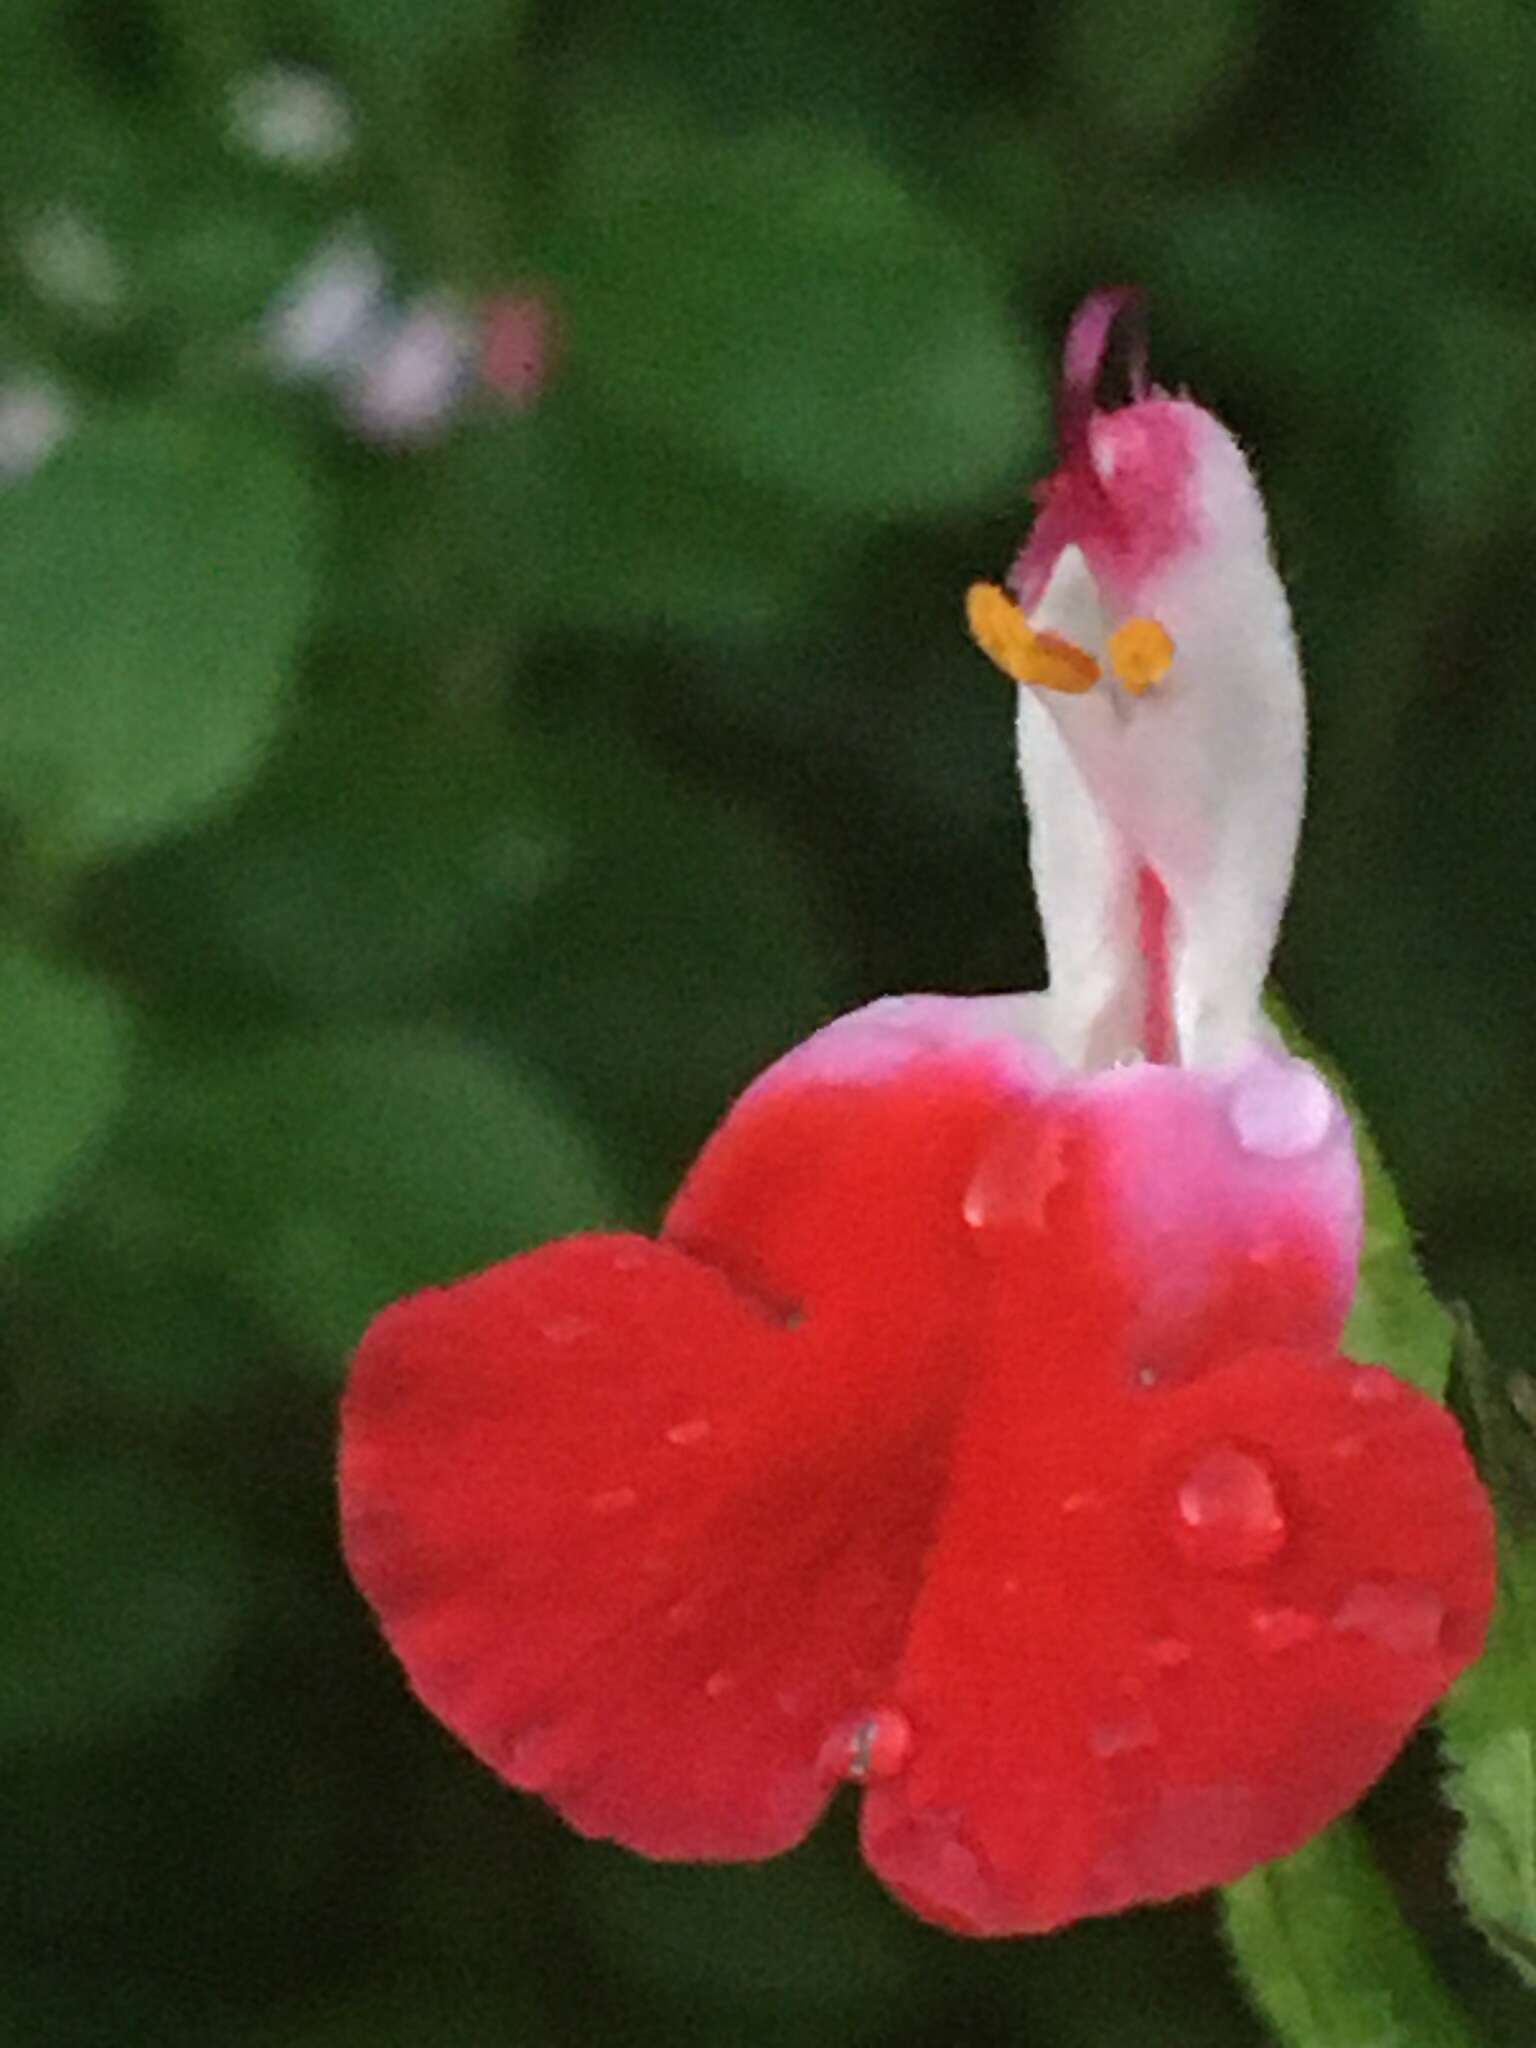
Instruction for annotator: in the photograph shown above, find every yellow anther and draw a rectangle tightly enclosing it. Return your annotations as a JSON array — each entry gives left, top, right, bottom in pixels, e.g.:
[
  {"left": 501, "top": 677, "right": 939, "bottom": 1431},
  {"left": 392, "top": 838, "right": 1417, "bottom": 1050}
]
[
  {"left": 965, "top": 583, "right": 1100, "bottom": 695},
  {"left": 1107, "top": 616, "right": 1175, "bottom": 695}
]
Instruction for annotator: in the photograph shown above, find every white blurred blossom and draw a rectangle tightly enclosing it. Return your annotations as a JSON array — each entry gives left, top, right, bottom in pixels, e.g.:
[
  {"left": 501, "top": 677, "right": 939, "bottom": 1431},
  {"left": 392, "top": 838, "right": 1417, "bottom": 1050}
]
[
  {"left": 341, "top": 298, "right": 478, "bottom": 445},
  {"left": 0, "top": 377, "right": 75, "bottom": 485},
  {"left": 228, "top": 65, "right": 355, "bottom": 171},
  {"left": 17, "top": 206, "right": 125, "bottom": 320},
  {"left": 263, "top": 231, "right": 388, "bottom": 378}
]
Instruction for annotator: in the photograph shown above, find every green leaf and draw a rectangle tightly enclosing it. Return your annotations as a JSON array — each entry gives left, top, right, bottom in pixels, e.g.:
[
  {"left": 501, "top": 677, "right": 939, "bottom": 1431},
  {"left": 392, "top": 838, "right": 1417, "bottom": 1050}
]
[
  {"left": 126, "top": 684, "right": 564, "bottom": 1018},
  {"left": 0, "top": 405, "right": 322, "bottom": 862},
  {"left": 1344, "top": 1114, "right": 1456, "bottom": 1399},
  {"left": 1270, "top": 994, "right": 1454, "bottom": 1397},
  {"left": 111, "top": 1026, "right": 620, "bottom": 1356},
  {"left": 0, "top": 1448, "right": 249, "bottom": 1747},
  {"left": 556, "top": 116, "right": 1047, "bottom": 517},
  {"left": 0, "top": 940, "right": 128, "bottom": 1247},
  {"left": 1222, "top": 1820, "right": 1480, "bottom": 2048},
  {"left": 1441, "top": 1314, "right": 1536, "bottom": 1991}
]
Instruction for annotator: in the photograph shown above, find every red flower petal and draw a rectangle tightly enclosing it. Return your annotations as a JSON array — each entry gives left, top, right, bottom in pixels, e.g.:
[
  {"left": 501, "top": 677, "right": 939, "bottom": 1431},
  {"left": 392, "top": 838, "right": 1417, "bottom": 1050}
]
[
  {"left": 862, "top": 1351, "right": 1494, "bottom": 1935},
  {"left": 341, "top": 1024, "right": 1034, "bottom": 1859},
  {"left": 966, "top": 1058, "right": 1362, "bottom": 1394},
  {"left": 340, "top": 999, "right": 1489, "bottom": 1933}
]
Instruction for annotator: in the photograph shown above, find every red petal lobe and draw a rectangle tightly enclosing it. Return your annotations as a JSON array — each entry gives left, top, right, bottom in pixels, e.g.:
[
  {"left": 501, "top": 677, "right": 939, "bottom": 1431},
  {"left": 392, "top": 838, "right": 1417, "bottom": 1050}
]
[
  {"left": 862, "top": 1349, "right": 1494, "bottom": 1934},
  {"left": 342, "top": 1017, "right": 1048, "bottom": 1862}
]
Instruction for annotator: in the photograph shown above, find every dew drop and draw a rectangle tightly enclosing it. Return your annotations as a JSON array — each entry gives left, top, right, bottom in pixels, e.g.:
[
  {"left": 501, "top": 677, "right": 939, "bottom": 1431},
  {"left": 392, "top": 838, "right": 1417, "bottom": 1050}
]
[
  {"left": 1250, "top": 1606, "right": 1320, "bottom": 1653},
  {"left": 818, "top": 1708, "right": 913, "bottom": 1784},
  {"left": 588, "top": 1486, "right": 638, "bottom": 1516},
  {"left": 1089, "top": 1709, "right": 1159, "bottom": 1759},
  {"left": 665, "top": 1416, "right": 712, "bottom": 1447},
  {"left": 1228, "top": 1060, "right": 1337, "bottom": 1158},
  {"left": 1061, "top": 1489, "right": 1104, "bottom": 1516},
  {"left": 704, "top": 1669, "right": 736, "bottom": 1700},
  {"left": 1172, "top": 1442, "right": 1288, "bottom": 1572},
  {"left": 961, "top": 1120, "right": 1068, "bottom": 1233},
  {"left": 1348, "top": 1367, "right": 1403, "bottom": 1406},
  {"left": 503, "top": 1724, "right": 561, "bottom": 1790},
  {"left": 1332, "top": 1579, "right": 1445, "bottom": 1656},
  {"left": 542, "top": 1313, "right": 593, "bottom": 1344},
  {"left": 1147, "top": 1636, "right": 1192, "bottom": 1670}
]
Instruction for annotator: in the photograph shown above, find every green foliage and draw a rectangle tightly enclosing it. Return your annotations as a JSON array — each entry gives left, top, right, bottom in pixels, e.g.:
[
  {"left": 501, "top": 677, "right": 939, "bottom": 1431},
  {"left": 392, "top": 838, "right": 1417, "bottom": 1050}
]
[
  {"left": 553, "top": 115, "right": 1047, "bottom": 516},
  {"left": 0, "top": 405, "right": 321, "bottom": 861},
  {"left": 1272, "top": 993, "right": 1455, "bottom": 1397},
  {"left": 1344, "top": 1117, "right": 1457, "bottom": 1399},
  {"left": 109, "top": 1026, "right": 618, "bottom": 1354},
  {"left": 0, "top": 940, "right": 127, "bottom": 1245},
  {"left": 1442, "top": 1317, "right": 1536, "bottom": 1990},
  {"left": 1223, "top": 1822, "right": 1480, "bottom": 2048},
  {"left": 2, "top": 1, "right": 1534, "bottom": 2045},
  {"left": 0, "top": 1446, "right": 249, "bottom": 1746}
]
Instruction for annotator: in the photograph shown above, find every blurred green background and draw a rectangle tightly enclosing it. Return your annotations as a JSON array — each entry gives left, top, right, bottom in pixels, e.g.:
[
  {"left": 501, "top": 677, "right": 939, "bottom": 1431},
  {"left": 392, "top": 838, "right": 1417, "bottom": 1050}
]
[{"left": 3, "top": 0, "right": 1535, "bottom": 2042}]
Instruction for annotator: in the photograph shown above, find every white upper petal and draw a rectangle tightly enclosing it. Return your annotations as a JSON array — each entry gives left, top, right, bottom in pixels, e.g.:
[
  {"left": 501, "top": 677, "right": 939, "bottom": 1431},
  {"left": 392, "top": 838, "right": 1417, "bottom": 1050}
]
[{"left": 1015, "top": 406, "right": 1305, "bottom": 1069}]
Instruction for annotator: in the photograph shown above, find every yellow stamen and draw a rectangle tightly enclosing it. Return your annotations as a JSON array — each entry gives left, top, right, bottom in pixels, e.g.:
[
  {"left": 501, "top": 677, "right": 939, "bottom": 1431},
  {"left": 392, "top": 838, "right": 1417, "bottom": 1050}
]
[
  {"left": 965, "top": 583, "right": 1100, "bottom": 695},
  {"left": 1108, "top": 616, "right": 1175, "bottom": 695}
]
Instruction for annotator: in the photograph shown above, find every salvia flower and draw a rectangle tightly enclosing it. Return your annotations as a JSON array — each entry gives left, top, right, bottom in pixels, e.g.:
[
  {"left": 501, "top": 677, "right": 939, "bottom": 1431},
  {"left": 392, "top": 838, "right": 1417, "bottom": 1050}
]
[{"left": 340, "top": 293, "right": 1495, "bottom": 1936}]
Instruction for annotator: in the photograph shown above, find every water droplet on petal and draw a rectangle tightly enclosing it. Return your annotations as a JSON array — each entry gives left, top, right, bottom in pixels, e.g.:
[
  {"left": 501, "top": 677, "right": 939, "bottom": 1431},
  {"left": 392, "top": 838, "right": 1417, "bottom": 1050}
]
[
  {"left": 665, "top": 1416, "right": 712, "bottom": 1447},
  {"left": 1348, "top": 1367, "right": 1403, "bottom": 1406},
  {"left": 1061, "top": 1489, "right": 1104, "bottom": 1516},
  {"left": 704, "top": 1669, "right": 736, "bottom": 1699},
  {"left": 542, "top": 1313, "right": 593, "bottom": 1344},
  {"left": 1090, "top": 1709, "right": 1159, "bottom": 1759},
  {"left": 1332, "top": 1579, "right": 1445, "bottom": 1656},
  {"left": 588, "top": 1486, "right": 638, "bottom": 1516},
  {"left": 962, "top": 1119, "right": 1069, "bottom": 1232},
  {"left": 1147, "top": 1636, "right": 1192, "bottom": 1669},
  {"left": 1228, "top": 1060, "right": 1338, "bottom": 1158},
  {"left": 1172, "top": 1443, "right": 1288, "bottom": 1572},
  {"left": 1250, "top": 1606, "right": 1320, "bottom": 1653},
  {"left": 503, "top": 1722, "right": 565, "bottom": 1791},
  {"left": 818, "top": 1708, "right": 913, "bottom": 1783}
]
